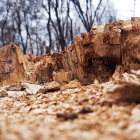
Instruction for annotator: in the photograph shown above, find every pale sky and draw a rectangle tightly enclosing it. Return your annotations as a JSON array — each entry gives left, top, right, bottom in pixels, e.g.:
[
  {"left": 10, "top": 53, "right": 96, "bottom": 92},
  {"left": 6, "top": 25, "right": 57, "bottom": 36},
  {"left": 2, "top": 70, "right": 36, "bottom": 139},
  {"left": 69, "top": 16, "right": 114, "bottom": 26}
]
[{"left": 113, "top": 0, "right": 140, "bottom": 20}]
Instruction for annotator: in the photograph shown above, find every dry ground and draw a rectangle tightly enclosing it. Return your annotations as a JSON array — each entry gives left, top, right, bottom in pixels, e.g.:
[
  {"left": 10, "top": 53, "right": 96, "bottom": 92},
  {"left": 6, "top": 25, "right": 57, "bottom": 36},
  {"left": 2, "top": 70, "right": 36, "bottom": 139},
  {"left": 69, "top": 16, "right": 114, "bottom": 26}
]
[{"left": 0, "top": 72, "right": 140, "bottom": 140}]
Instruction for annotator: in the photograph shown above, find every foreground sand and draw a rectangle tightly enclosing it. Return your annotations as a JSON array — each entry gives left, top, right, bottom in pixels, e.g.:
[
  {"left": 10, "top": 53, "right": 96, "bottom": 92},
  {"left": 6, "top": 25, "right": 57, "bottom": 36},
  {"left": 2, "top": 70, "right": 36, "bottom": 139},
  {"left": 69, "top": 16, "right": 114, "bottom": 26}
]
[{"left": 0, "top": 72, "right": 140, "bottom": 140}]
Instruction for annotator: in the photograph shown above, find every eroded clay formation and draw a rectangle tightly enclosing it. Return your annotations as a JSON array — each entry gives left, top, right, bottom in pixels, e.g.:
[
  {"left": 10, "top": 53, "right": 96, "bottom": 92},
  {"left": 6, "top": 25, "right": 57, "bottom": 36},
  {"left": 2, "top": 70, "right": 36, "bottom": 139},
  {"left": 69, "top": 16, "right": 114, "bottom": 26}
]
[{"left": 0, "top": 17, "right": 140, "bottom": 86}]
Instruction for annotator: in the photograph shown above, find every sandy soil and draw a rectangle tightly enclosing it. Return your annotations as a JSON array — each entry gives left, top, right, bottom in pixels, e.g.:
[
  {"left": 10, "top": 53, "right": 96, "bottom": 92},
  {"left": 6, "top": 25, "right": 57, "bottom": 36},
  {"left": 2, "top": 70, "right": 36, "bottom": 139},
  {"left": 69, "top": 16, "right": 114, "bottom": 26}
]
[{"left": 0, "top": 73, "right": 140, "bottom": 140}]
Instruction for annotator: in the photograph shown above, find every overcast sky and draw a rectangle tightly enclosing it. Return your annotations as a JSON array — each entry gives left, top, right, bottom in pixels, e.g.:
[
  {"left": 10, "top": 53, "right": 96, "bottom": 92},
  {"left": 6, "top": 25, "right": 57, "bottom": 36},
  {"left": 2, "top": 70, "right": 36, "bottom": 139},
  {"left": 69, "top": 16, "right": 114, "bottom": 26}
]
[{"left": 113, "top": 0, "right": 140, "bottom": 20}]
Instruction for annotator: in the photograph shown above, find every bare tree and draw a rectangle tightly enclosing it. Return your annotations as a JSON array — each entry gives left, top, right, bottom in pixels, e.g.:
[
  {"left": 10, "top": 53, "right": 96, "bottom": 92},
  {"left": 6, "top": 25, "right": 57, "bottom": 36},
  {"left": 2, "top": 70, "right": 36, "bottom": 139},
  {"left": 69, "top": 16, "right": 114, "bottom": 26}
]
[
  {"left": 43, "top": 0, "right": 74, "bottom": 51},
  {"left": 71, "top": 0, "right": 116, "bottom": 32},
  {"left": 0, "top": 0, "right": 117, "bottom": 53},
  {"left": 0, "top": 0, "right": 12, "bottom": 46}
]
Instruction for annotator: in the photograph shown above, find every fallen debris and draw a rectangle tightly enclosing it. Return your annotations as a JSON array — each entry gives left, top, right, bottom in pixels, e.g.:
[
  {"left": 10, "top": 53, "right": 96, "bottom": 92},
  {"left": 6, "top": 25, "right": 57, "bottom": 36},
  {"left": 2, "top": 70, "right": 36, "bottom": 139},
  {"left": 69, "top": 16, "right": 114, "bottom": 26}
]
[
  {"left": 5, "top": 84, "right": 26, "bottom": 91},
  {"left": 54, "top": 70, "right": 73, "bottom": 84},
  {"left": 79, "top": 107, "right": 93, "bottom": 114},
  {"left": 105, "top": 82, "right": 140, "bottom": 102},
  {"left": 0, "top": 91, "right": 8, "bottom": 98},
  {"left": 37, "top": 82, "right": 60, "bottom": 94},
  {"left": 56, "top": 113, "right": 78, "bottom": 121}
]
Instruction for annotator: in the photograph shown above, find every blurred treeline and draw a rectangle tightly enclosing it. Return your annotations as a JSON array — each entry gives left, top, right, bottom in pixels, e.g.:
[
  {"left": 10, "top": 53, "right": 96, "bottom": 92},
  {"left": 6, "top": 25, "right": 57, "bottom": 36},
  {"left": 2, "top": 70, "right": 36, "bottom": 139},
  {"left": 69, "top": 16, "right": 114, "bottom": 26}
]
[{"left": 0, "top": 0, "right": 116, "bottom": 55}]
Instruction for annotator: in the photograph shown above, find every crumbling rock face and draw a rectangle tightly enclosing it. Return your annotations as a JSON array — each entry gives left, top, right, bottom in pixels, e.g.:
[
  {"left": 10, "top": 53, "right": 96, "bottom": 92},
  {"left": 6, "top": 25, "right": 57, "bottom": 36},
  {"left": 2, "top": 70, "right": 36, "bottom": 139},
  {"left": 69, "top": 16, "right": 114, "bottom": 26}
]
[
  {"left": 0, "top": 43, "right": 64, "bottom": 86},
  {"left": 121, "top": 17, "right": 140, "bottom": 71},
  {"left": 0, "top": 42, "right": 28, "bottom": 86},
  {"left": 1, "top": 18, "right": 140, "bottom": 86},
  {"left": 24, "top": 52, "right": 64, "bottom": 84},
  {"left": 54, "top": 70, "right": 73, "bottom": 84},
  {"left": 61, "top": 17, "right": 140, "bottom": 84}
]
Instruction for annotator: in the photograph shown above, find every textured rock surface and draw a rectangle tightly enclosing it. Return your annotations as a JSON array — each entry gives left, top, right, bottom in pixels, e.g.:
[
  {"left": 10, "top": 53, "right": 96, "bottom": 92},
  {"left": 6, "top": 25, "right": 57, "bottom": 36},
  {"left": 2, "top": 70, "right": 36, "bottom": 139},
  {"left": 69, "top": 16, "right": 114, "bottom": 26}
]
[
  {"left": 25, "top": 53, "right": 63, "bottom": 84},
  {"left": 54, "top": 70, "right": 73, "bottom": 84},
  {"left": 1, "top": 18, "right": 140, "bottom": 86},
  {"left": 121, "top": 18, "right": 140, "bottom": 72},
  {"left": 61, "top": 17, "right": 140, "bottom": 84},
  {"left": 0, "top": 44, "right": 63, "bottom": 86},
  {"left": 0, "top": 42, "right": 28, "bottom": 86}
]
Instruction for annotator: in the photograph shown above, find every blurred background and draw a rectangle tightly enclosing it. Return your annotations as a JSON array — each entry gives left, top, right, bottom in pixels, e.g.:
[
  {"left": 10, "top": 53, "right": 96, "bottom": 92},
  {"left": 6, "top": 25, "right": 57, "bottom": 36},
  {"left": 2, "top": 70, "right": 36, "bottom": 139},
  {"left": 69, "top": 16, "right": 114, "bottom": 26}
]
[{"left": 0, "top": 0, "right": 139, "bottom": 55}]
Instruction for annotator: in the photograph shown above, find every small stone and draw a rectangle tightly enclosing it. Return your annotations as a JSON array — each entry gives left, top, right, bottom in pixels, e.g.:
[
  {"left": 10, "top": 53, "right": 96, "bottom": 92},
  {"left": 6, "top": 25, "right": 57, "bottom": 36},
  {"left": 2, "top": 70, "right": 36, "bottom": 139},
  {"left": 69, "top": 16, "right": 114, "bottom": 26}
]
[
  {"left": 0, "top": 91, "right": 8, "bottom": 98},
  {"left": 39, "top": 78, "right": 47, "bottom": 85},
  {"left": 56, "top": 113, "right": 78, "bottom": 121},
  {"left": 37, "top": 82, "right": 60, "bottom": 94},
  {"left": 79, "top": 107, "right": 93, "bottom": 114},
  {"left": 20, "top": 86, "right": 26, "bottom": 91}
]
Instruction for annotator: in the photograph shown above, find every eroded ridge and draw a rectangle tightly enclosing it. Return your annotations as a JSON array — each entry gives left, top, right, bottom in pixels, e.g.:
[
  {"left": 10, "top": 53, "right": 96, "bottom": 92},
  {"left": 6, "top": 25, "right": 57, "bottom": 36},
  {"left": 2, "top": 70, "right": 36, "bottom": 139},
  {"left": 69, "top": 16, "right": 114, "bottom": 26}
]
[{"left": 1, "top": 18, "right": 140, "bottom": 86}]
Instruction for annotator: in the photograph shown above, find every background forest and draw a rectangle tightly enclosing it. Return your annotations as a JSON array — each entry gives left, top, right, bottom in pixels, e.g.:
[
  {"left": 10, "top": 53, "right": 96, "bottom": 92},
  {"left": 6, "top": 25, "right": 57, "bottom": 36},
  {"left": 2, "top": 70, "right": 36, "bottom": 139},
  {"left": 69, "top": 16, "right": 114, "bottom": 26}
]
[{"left": 0, "top": 0, "right": 133, "bottom": 55}]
